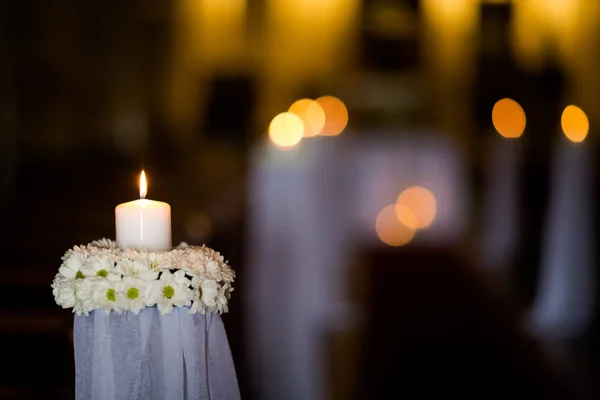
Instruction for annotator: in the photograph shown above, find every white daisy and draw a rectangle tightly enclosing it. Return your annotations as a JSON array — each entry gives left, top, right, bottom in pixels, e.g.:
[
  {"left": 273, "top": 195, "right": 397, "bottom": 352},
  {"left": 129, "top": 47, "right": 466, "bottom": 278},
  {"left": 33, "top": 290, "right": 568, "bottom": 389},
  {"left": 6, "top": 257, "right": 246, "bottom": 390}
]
[
  {"left": 81, "top": 255, "right": 118, "bottom": 280},
  {"left": 118, "top": 277, "right": 147, "bottom": 314},
  {"left": 92, "top": 276, "right": 123, "bottom": 314},
  {"left": 216, "top": 283, "right": 234, "bottom": 314},
  {"left": 58, "top": 252, "right": 87, "bottom": 280},
  {"left": 180, "top": 250, "right": 208, "bottom": 275},
  {"left": 189, "top": 289, "right": 206, "bottom": 315},
  {"left": 146, "top": 270, "right": 192, "bottom": 315},
  {"left": 72, "top": 277, "right": 98, "bottom": 316},
  {"left": 117, "top": 257, "right": 159, "bottom": 281},
  {"left": 52, "top": 276, "right": 77, "bottom": 308},
  {"left": 89, "top": 238, "right": 116, "bottom": 249},
  {"left": 147, "top": 251, "right": 175, "bottom": 271},
  {"left": 192, "top": 276, "right": 220, "bottom": 308},
  {"left": 189, "top": 277, "right": 220, "bottom": 314},
  {"left": 204, "top": 260, "right": 220, "bottom": 279}
]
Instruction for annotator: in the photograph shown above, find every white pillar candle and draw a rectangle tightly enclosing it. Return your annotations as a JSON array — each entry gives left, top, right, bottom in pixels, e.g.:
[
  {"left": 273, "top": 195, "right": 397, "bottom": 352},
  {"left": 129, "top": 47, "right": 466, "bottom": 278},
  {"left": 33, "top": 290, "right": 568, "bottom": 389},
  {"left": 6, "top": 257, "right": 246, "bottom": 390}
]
[{"left": 115, "top": 171, "right": 172, "bottom": 251}]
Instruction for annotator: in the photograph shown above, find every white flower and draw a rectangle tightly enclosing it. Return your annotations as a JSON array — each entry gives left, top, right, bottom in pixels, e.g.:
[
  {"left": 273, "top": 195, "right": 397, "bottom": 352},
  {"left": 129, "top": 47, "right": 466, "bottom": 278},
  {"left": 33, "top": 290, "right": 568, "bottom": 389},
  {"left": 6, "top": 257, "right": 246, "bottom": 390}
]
[
  {"left": 92, "top": 276, "right": 123, "bottom": 314},
  {"left": 146, "top": 270, "right": 192, "bottom": 315},
  {"left": 204, "top": 260, "right": 220, "bottom": 279},
  {"left": 194, "top": 277, "right": 220, "bottom": 307},
  {"left": 117, "top": 257, "right": 159, "bottom": 281},
  {"left": 59, "top": 252, "right": 87, "bottom": 280},
  {"left": 180, "top": 250, "right": 208, "bottom": 275},
  {"left": 52, "top": 276, "right": 77, "bottom": 308},
  {"left": 221, "top": 266, "right": 235, "bottom": 283},
  {"left": 216, "top": 283, "right": 234, "bottom": 314},
  {"left": 117, "top": 277, "right": 148, "bottom": 315},
  {"left": 53, "top": 240, "right": 233, "bottom": 316},
  {"left": 89, "top": 238, "right": 116, "bottom": 249},
  {"left": 147, "top": 252, "right": 174, "bottom": 271},
  {"left": 72, "top": 277, "right": 98, "bottom": 316},
  {"left": 189, "top": 278, "right": 220, "bottom": 314},
  {"left": 81, "top": 255, "right": 118, "bottom": 280},
  {"left": 189, "top": 289, "right": 206, "bottom": 314}
]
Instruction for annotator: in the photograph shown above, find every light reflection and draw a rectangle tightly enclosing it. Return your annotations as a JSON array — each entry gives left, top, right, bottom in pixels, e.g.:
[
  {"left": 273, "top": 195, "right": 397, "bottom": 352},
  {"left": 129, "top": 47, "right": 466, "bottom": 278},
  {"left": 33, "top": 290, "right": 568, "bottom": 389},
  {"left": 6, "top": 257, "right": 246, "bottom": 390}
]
[
  {"left": 289, "top": 99, "right": 326, "bottom": 137},
  {"left": 316, "top": 96, "right": 348, "bottom": 136},
  {"left": 376, "top": 205, "right": 415, "bottom": 247},
  {"left": 561, "top": 105, "right": 589, "bottom": 143},
  {"left": 396, "top": 187, "right": 437, "bottom": 230},
  {"left": 492, "top": 98, "right": 526, "bottom": 139},
  {"left": 269, "top": 112, "right": 304, "bottom": 149}
]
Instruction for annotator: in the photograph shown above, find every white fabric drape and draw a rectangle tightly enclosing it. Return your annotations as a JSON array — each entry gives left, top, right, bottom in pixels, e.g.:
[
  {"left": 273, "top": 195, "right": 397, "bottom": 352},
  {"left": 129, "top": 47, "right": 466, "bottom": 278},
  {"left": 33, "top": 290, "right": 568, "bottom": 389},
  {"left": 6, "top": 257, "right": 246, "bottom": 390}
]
[
  {"left": 246, "top": 135, "right": 466, "bottom": 400},
  {"left": 74, "top": 307, "right": 240, "bottom": 400},
  {"left": 531, "top": 141, "right": 595, "bottom": 341}
]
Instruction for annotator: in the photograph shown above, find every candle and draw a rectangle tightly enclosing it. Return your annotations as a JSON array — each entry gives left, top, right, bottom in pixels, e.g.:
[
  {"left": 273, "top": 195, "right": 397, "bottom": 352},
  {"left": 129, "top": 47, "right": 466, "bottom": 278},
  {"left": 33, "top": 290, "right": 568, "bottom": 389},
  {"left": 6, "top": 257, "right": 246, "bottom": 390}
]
[{"left": 115, "top": 171, "right": 172, "bottom": 251}]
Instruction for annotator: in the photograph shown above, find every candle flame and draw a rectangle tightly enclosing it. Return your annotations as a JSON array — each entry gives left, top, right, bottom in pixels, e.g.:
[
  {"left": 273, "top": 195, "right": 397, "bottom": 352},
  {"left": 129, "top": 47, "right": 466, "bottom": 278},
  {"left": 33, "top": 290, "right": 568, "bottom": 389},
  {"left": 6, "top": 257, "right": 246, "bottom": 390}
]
[{"left": 139, "top": 170, "right": 147, "bottom": 199}]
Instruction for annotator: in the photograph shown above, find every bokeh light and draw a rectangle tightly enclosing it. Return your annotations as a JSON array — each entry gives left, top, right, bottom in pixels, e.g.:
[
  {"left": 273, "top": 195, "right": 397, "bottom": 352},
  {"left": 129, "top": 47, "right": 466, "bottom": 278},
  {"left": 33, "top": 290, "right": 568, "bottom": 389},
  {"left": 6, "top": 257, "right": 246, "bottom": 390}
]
[
  {"left": 492, "top": 98, "right": 526, "bottom": 138},
  {"left": 561, "top": 105, "right": 589, "bottom": 143},
  {"left": 316, "top": 96, "right": 348, "bottom": 136},
  {"left": 268, "top": 112, "right": 304, "bottom": 149},
  {"left": 395, "top": 186, "right": 437, "bottom": 229},
  {"left": 376, "top": 205, "right": 415, "bottom": 247},
  {"left": 289, "top": 99, "right": 326, "bottom": 137}
]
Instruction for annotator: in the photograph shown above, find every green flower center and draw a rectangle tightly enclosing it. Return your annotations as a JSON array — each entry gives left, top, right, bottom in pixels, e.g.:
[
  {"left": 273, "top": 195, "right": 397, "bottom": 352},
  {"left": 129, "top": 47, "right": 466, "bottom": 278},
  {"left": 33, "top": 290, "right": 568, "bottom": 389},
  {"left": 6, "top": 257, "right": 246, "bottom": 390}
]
[
  {"left": 127, "top": 287, "right": 139, "bottom": 300},
  {"left": 163, "top": 285, "right": 175, "bottom": 299},
  {"left": 75, "top": 271, "right": 85, "bottom": 279},
  {"left": 97, "top": 269, "right": 108, "bottom": 277},
  {"left": 106, "top": 288, "right": 116, "bottom": 302}
]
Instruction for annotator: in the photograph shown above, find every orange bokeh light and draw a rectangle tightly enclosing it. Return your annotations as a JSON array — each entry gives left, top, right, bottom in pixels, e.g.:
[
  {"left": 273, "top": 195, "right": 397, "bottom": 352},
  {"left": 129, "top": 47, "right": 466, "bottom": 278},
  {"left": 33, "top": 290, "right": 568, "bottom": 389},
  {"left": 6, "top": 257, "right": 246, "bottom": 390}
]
[
  {"left": 316, "top": 95, "right": 348, "bottom": 136},
  {"left": 492, "top": 98, "right": 526, "bottom": 138},
  {"left": 289, "top": 99, "right": 326, "bottom": 137},
  {"left": 268, "top": 112, "right": 304, "bottom": 149},
  {"left": 561, "top": 105, "right": 589, "bottom": 143},
  {"left": 395, "top": 187, "right": 437, "bottom": 229},
  {"left": 376, "top": 205, "right": 415, "bottom": 247}
]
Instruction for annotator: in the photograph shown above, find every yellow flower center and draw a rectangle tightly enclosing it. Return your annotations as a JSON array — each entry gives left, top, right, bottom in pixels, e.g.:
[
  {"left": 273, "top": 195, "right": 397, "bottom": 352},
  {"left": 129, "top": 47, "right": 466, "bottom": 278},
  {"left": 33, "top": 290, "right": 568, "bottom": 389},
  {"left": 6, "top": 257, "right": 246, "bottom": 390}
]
[
  {"left": 106, "top": 288, "right": 116, "bottom": 302},
  {"left": 163, "top": 285, "right": 175, "bottom": 299},
  {"left": 127, "top": 287, "right": 139, "bottom": 300}
]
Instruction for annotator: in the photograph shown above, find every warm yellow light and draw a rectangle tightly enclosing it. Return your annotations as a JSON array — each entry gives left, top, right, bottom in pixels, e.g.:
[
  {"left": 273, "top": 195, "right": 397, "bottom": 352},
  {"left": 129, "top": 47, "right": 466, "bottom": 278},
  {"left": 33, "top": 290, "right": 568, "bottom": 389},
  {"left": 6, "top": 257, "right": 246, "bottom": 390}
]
[
  {"left": 561, "top": 105, "right": 589, "bottom": 143},
  {"left": 492, "top": 98, "right": 526, "bottom": 138},
  {"left": 269, "top": 112, "right": 304, "bottom": 149},
  {"left": 376, "top": 205, "right": 415, "bottom": 247},
  {"left": 316, "top": 96, "right": 348, "bottom": 136},
  {"left": 139, "top": 170, "right": 147, "bottom": 199},
  {"left": 396, "top": 187, "right": 437, "bottom": 229},
  {"left": 289, "top": 99, "right": 326, "bottom": 137}
]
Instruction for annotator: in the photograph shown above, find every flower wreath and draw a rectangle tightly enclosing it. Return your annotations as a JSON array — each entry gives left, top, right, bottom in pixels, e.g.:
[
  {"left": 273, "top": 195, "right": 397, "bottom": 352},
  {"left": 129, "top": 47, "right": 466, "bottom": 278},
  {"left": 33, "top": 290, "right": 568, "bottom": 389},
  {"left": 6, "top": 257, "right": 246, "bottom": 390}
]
[{"left": 51, "top": 238, "right": 234, "bottom": 316}]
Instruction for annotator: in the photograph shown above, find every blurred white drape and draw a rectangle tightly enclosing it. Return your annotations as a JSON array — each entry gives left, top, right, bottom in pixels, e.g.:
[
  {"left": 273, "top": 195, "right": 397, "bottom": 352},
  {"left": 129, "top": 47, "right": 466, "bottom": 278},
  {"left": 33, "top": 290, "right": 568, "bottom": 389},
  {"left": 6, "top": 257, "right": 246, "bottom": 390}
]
[
  {"left": 531, "top": 140, "right": 595, "bottom": 341},
  {"left": 246, "top": 134, "right": 466, "bottom": 399}
]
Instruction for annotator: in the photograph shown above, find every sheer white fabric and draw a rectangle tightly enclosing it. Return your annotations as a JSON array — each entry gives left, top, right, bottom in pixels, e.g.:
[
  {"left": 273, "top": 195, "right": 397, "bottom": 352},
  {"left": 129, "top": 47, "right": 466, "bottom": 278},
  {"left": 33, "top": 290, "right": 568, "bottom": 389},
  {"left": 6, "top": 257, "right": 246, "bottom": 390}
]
[
  {"left": 531, "top": 143, "right": 595, "bottom": 341},
  {"left": 74, "top": 307, "right": 240, "bottom": 400},
  {"left": 246, "top": 136, "right": 466, "bottom": 399}
]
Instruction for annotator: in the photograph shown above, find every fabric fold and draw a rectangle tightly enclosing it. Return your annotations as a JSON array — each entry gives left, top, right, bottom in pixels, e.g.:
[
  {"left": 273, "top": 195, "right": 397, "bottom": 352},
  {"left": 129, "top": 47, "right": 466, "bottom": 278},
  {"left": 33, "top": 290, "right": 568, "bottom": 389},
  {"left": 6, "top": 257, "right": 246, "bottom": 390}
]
[{"left": 74, "top": 307, "right": 239, "bottom": 400}]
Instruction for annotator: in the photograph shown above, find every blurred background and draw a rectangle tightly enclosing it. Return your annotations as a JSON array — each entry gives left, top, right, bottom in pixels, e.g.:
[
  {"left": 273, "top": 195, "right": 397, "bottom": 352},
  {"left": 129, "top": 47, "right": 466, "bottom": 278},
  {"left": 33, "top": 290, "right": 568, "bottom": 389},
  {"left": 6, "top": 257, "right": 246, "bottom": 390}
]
[{"left": 2, "top": 0, "right": 600, "bottom": 398}]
